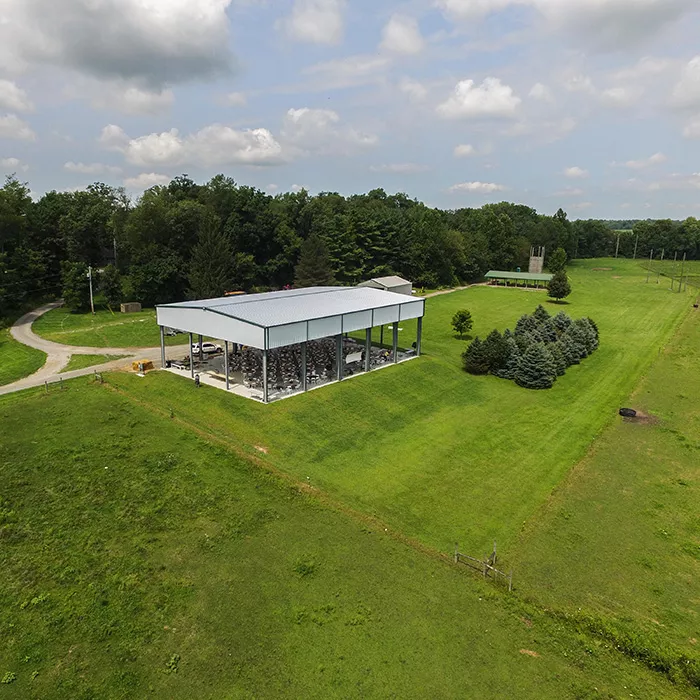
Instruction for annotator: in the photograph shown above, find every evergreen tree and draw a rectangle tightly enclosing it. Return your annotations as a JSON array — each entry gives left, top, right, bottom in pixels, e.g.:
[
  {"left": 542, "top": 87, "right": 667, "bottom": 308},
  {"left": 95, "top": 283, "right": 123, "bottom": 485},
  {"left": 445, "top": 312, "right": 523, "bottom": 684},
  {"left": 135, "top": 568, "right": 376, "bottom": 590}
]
[
  {"left": 61, "top": 261, "right": 90, "bottom": 311},
  {"left": 549, "top": 341, "right": 568, "bottom": 376},
  {"left": 462, "top": 337, "right": 490, "bottom": 375},
  {"left": 540, "top": 318, "right": 558, "bottom": 343},
  {"left": 514, "top": 314, "right": 538, "bottom": 336},
  {"left": 547, "top": 247, "right": 568, "bottom": 273},
  {"left": 548, "top": 270, "right": 572, "bottom": 302},
  {"left": 188, "top": 215, "right": 233, "bottom": 299},
  {"left": 532, "top": 304, "right": 551, "bottom": 324},
  {"left": 494, "top": 337, "right": 520, "bottom": 380},
  {"left": 564, "top": 325, "right": 588, "bottom": 362},
  {"left": 451, "top": 309, "right": 473, "bottom": 339},
  {"left": 558, "top": 332, "right": 581, "bottom": 366},
  {"left": 482, "top": 329, "right": 510, "bottom": 374},
  {"left": 101, "top": 264, "right": 122, "bottom": 307},
  {"left": 586, "top": 317, "right": 600, "bottom": 342},
  {"left": 552, "top": 311, "right": 572, "bottom": 334},
  {"left": 294, "top": 233, "right": 336, "bottom": 288},
  {"left": 515, "top": 342, "right": 556, "bottom": 390},
  {"left": 574, "top": 318, "right": 598, "bottom": 353}
]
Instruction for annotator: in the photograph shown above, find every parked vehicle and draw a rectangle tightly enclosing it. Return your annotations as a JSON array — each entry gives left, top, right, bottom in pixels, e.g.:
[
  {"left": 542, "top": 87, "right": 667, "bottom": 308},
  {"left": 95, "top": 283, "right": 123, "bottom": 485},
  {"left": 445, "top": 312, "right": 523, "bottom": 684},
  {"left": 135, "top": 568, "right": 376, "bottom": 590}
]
[
  {"left": 192, "top": 342, "right": 223, "bottom": 355},
  {"left": 164, "top": 327, "right": 185, "bottom": 336}
]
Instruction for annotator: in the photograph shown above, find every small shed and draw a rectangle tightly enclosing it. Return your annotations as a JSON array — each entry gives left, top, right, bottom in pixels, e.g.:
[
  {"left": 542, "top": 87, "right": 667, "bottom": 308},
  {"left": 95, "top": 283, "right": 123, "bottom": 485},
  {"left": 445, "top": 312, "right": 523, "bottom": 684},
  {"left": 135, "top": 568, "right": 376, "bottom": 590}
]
[
  {"left": 121, "top": 302, "right": 143, "bottom": 314},
  {"left": 358, "top": 276, "right": 413, "bottom": 296}
]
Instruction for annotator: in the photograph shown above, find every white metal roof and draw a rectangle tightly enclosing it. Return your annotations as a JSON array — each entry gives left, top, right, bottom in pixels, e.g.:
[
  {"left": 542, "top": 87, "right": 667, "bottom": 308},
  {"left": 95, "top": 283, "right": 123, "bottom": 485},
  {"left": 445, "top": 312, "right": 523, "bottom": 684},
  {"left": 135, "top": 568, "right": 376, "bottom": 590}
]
[
  {"left": 359, "top": 275, "right": 411, "bottom": 288},
  {"left": 156, "top": 286, "right": 425, "bottom": 350}
]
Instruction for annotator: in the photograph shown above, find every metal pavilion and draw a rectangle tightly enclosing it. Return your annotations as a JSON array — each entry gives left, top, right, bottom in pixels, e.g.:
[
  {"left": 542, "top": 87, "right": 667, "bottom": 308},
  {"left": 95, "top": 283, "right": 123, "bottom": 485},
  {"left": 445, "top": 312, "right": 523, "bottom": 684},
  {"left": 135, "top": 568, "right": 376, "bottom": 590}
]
[{"left": 156, "top": 286, "right": 426, "bottom": 403}]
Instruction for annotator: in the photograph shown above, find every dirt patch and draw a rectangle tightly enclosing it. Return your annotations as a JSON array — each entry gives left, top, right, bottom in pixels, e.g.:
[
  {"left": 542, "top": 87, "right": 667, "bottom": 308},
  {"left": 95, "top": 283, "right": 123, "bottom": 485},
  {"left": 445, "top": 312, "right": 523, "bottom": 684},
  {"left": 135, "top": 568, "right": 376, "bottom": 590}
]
[
  {"left": 254, "top": 445, "right": 268, "bottom": 454},
  {"left": 519, "top": 649, "right": 540, "bottom": 658},
  {"left": 622, "top": 410, "right": 659, "bottom": 426},
  {"left": 592, "top": 267, "right": 613, "bottom": 271},
  {"left": 520, "top": 617, "right": 533, "bottom": 628},
  {"left": 612, "top": 275, "right": 622, "bottom": 279}
]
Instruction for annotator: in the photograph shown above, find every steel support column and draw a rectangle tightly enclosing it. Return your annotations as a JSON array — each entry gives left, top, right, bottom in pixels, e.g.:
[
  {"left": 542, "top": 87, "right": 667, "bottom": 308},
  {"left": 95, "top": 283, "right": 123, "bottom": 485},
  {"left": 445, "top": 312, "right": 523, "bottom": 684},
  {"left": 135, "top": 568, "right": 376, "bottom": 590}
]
[
  {"left": 262, "top": 349, "right": 269, "bottom": 403},
  {"left": 160, "top": 326, "right": 166, "bottom": 368},
  {"left": 224, "top": 340, "right": 230, "bottom": 391},
  {"left": 198, "top": 334, "right": 204, "bottom": 363},
  {"left": 301, "top": 342, "right": 308, "bottom": 392},
  {"left": 365, "top": 328, "right": 371, "bottom": 372},
  {"left": 393, "top": 322, "right": 399, "bottom": 364},
  {"left": 336, "top": 334, "right": 343, "bottom": 381},
  {"left": 416, "top": 317, "right": 423, "bottom": 357},
  {"left": 189, "top": 333, "right": 194, "bottom": 379}
]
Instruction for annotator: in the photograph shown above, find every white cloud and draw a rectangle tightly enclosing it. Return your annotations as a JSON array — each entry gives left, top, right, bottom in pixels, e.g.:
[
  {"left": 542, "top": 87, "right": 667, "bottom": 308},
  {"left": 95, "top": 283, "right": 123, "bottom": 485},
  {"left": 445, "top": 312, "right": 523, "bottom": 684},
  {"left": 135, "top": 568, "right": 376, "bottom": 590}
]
[
  {"left": 437, "top": 78, "right": 521, "bottom": 119},
  {"left": 553, "top": 187, "right": 585, "bottom": 197},
  {"left": 303, "top": 55, "right": 390, "bottom": 90},
  {"left": 291, "top": 184, "right": 306, "bottom": 193},
  {"left": 563, "top": 74, "right": 595, "bottom": 94},
  {"left": 618, "top": 152, "right": 667, "bottom": 169},
  {"left": 599, "top": 86, "right": 641, "bottom": 108},
  {"left": 529, "top": 83, "right": 553, "bottom": 102},
  {"left": 683, "top": 119, "right": 700, "bottom": 139},
  {"left": 124, "top": 173, "right": 171, "bottom": 191},
  {"left": 283, "top": 0, "right": 345, "bottom": 45},
  {"left": 571, "top": 201, "right": 594, "bottom": 211},
  {"left": 104, "top": 124, "right": 285, "bottom": 168},
  {"left": 454, "top": 144, "right": 476, "bottom": 158},
  {"left": 92, "top": 85, "right": 174, "bottom": 116},
  {"left": 611, "top": 57, "right": 673, "bottom": 82},
  {"left": 564, "top": 166, "right": 588, "bottom": 179},
  {"left": 0, "top": 114, "right": 35, "bottom": 141},
  {"left": 0, "top": 80, "right": 33, "bottom": 112},
  {"left": 0, "top": 0, "right": 234, "bottom": 88},
  {"left": 672, "top": 56, "right": 700, "bottom": 110},
  {"left": 437, "top": 0, "right": 697, "bottom": 50},
  {"left": 282, "top": 107, "right": 378, "bottom": 156},
  {"left": 449, "top": 181, "right": 506, "bottom": 193},
  {"left": 225, "top": 92, "right": 248, "bottom": 107},
  {"left": 399, "top": 77, "right": 427, "bottom": 102},
  {"left": 64, "top": 162, "right": 122, "bottom": 175},
  {"left": 369, "top": 163, "right": 428, "bottom": 174},
  {"left": 0, "top": 157, "right": 28, "bottom": 172},
  {"left": 380, "top": 15, "right": 424, "bottom": 55}
]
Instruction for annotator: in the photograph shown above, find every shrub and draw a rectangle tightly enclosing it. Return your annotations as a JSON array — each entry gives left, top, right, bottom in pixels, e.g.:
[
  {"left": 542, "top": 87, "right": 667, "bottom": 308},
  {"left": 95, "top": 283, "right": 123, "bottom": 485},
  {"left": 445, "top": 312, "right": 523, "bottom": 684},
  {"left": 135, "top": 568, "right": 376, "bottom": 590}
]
[{"left": 462, "top": 337, "right": 490, "bottom": 375}]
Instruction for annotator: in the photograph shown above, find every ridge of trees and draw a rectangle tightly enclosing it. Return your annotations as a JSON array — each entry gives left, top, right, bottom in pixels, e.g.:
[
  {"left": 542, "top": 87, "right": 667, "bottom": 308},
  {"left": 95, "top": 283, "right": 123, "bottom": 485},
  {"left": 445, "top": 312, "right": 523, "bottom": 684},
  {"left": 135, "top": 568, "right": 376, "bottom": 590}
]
[{"left": 1, "top": 173, "right": 699, "bottom": 320}]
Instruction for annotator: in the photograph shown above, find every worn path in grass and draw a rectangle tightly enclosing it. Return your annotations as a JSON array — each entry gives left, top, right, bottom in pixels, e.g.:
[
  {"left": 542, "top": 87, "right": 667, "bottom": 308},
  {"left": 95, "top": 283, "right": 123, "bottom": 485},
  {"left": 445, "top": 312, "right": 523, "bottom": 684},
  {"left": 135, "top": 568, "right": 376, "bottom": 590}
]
[
  {"left": 0, "top": 382, "right": 691, "bottom": 698},
  {"left": 108, "top": 259, "right": 693, "bottom": 563},
  {"left": 512, "top": 303, "right": 700, "bottom": 658}
]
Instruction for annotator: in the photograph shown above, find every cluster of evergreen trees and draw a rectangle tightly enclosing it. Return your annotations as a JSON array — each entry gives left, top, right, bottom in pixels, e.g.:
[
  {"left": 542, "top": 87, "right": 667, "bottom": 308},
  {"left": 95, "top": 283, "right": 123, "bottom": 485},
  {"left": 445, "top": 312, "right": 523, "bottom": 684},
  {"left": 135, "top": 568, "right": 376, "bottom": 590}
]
[{"left": 463, "top": 305, "right": 599, "bottom": 390}]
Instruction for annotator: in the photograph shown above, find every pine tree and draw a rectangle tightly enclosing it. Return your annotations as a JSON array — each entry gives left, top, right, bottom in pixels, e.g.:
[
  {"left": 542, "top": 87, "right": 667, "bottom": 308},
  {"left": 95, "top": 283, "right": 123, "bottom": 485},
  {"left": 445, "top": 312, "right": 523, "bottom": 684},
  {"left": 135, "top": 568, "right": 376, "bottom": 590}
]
[
  {"left": 547, "top": 247, "right": 568, "bottom": 274},
  {"left": 574, "top": 318, "right": 598, "bottom": 353},
  {"left": 101, "top": 264, "right": 122, "bottom": 307},
  {"left": 515, "top": 342, "right": 556, "bottom": 390},
  {"left": 549, "top": 341, "right": 568, "bottom": 376},
  {"left": 188, "top": 216, "right": 233, "bottom": 299},
  {"left": 462, "top": 337, "right": 490, "bottom": 375},
  {"left": 548, "top": 270, "right": 572, "bottom": 302},
  {"left": 494, "top": 337, "right": 520, "bottom": 380},
  {"left": 451, "top": 309, "right": 473, "bottom": 339},
  {"left": 558, "top": 332, "right": 581, "bottom": 366},
  {"left": 482, "top": 329, "right": 510, "bottom": 374},
  {"left": 564, "top": 325, "right": 588, "bottom": 361},
  {"left": 540, "top": 318, "right": 558, "bottom": 343},
  {"left": 515, "top": 314, "right": 538, "bottom": 336},
  {"left": 532, "top": 304, "right": 551, "bottom": 325},
  {"left": 294, "top": 233, "right": 336, "bottom": 288},
  {"left": 552, "top": 311, "right": 572, "bottom": 334},
  {"left": 586, "top": 317, "right": 600, "bottom": 342}
]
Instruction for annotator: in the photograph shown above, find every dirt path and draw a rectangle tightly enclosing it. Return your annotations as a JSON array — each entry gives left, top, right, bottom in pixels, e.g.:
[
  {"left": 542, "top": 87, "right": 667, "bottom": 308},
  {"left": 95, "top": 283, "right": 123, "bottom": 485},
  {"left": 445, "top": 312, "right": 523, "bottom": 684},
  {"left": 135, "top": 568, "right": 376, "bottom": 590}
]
[{"left": 2, "top": 301, "right": 186, "bottom": 396}]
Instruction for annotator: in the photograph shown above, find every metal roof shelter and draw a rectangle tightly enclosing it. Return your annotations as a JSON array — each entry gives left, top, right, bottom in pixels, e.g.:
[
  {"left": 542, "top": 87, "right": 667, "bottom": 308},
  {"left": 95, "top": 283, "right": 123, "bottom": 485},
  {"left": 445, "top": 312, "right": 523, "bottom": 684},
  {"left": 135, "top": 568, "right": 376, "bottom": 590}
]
[
  {"left": 485, "top": 270, "right": 553, "bottom": 287},
  {"left": 156, "top": 286, "right": 425, "bottom": 403},
  {"left": 358, "top": 275, "right": 413, "bottom": 296}
]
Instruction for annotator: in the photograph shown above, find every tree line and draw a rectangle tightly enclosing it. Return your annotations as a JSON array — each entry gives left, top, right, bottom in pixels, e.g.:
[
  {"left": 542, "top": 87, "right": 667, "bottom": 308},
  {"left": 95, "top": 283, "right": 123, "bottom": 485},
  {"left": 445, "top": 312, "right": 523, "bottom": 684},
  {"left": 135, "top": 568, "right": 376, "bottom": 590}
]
[{"left": 1, "top": 173, "right": 699, "bottom": 319}]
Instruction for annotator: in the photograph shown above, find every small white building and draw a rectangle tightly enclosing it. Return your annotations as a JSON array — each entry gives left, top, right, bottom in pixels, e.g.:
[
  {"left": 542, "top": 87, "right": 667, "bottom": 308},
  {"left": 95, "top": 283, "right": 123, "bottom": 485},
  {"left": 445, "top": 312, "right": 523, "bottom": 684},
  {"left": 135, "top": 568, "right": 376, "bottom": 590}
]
[{"left": 358, "top": 276, "right": 413, "bottom": 296}]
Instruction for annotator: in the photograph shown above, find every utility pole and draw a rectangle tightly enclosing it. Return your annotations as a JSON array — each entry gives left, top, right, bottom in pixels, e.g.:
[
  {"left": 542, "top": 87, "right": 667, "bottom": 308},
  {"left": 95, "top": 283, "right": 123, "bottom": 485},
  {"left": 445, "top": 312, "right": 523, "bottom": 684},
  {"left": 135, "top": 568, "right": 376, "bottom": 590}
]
[
  {"left": 615, "top": 232, "right": 621, "bottom": 259},
  {"left": 670, "top": 252, "right": 678, "bottom": 291},
  {"left": 646, "top": 249, "right": 653, "bottom": 283},
  {"left": 656, "top": 249, "right": 664, "bottom": 284},
  {"left": 113, "top": 237, "right": 118, "bottom": 269},
  {"left": 680, "top": 253, "right": 687, "bottom": 293},
  {"left": 632, "top": 234, "right": 639, "bottom": 260},
  {"left": 88, "top": 266, "right": 95, "bottom": 315}
]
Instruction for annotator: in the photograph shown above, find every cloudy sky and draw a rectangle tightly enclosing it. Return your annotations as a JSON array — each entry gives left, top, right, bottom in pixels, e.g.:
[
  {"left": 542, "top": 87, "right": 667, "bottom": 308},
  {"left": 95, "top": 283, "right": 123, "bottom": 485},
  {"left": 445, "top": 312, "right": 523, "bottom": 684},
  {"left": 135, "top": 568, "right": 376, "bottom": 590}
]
[{"left": 1, "top": 0, "right": 699, "bottom": 218}]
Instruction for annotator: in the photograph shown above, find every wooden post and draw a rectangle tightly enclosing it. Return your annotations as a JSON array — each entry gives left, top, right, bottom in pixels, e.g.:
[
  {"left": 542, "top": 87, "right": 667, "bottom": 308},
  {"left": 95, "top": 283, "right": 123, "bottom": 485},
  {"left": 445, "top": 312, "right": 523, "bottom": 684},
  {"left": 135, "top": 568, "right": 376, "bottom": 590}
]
[
  {"left": 646, "top": 249, "right": 653, "bottom": 283},
  {"left": 657, "top": 249, "right": 664, "bottom": 283},
  {"left": 680, "top": 253, "right": 687, "bottom": 293},
  {"left": 454, "top": 542, "right": 459, "bottom": 564},
  {"left": 45, "top": 381, "right": 48, "bottom": 393},
  {"left": 670, "top": 252, "right": 678, "bottom": 291}
]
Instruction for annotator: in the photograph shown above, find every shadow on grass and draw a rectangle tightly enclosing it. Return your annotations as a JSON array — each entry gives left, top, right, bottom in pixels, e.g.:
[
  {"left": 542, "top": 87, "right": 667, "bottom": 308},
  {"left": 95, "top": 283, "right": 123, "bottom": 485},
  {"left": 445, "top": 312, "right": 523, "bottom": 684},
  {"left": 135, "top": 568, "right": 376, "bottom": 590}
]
[
  {"left": 546, "top": 300, "right": 571, "bottom": 306},
  {"left": 453, "top": 334, "right": 473, "bottom": 341}
]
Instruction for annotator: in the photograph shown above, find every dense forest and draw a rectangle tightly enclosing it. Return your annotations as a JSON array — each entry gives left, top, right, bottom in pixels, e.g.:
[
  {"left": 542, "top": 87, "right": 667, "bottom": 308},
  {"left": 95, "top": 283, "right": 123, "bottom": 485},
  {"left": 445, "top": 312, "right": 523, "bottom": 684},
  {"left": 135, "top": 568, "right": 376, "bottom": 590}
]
[{"left": 1, "top": 173, "right": 699, "bottom": 321}]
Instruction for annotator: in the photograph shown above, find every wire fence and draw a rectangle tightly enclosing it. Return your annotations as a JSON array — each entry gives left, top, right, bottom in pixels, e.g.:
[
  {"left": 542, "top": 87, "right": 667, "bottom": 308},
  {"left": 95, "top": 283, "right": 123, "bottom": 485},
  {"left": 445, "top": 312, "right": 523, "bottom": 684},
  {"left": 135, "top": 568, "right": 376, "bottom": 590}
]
[{"left": 639, "top": 253, "right": 700, "bottom": 292}]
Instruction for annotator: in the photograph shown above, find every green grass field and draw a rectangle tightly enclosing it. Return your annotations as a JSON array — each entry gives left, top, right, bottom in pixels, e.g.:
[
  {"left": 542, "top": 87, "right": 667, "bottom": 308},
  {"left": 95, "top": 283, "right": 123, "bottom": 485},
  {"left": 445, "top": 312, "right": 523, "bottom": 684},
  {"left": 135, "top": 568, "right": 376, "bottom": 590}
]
[
  {"left": 32, "top": 307, "right": 184, "bottom": 348},
  {"left": 0, "top": 329, "right": 47, "bottom": 387},
  {"left": 0, "top": 381, "right": 690, "bottom": 698},
  {"left": 60, "top": 354, "right": 130, "bottom": 373},
  {"left": 108, "top": 260, "right": 693, "bottom": 562},
  {"left": 640, "top": 258, "right": 700, "bottom": 290},
  {"left": 513, "top": 305, "right": 700, "bottom": 658}
]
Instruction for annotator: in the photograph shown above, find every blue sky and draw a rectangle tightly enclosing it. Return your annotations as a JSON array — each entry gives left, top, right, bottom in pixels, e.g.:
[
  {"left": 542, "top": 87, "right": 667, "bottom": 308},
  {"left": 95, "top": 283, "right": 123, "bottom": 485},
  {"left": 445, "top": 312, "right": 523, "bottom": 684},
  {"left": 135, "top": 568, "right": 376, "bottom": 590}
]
[{"left": 1, "top": 0, "right": 699, "bottom": 218}]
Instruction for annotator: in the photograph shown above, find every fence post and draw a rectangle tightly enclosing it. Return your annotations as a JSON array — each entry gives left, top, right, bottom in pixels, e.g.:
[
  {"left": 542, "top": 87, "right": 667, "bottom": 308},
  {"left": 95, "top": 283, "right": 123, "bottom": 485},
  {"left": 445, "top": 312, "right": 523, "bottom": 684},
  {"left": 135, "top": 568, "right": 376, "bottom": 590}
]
[
  {"left": 60, "top": 377, "right": 64, "bottom": 391},
  {"left": 454, "top": 542, "right": 459, "bottom": 564},
  {"left": 45, "top": 381, "right": 48, "bottom": 393}
]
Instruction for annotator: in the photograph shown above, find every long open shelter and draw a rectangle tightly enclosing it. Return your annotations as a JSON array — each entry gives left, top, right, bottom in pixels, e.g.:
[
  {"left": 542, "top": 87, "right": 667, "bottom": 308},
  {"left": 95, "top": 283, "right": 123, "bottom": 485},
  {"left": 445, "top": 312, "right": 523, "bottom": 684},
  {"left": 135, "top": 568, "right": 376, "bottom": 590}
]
[
  {"left": 156, "top": 286, "right": 425, "bottom": 403},
  {"left": 485, "top": 270, "right": 553, "bottom": 288}
]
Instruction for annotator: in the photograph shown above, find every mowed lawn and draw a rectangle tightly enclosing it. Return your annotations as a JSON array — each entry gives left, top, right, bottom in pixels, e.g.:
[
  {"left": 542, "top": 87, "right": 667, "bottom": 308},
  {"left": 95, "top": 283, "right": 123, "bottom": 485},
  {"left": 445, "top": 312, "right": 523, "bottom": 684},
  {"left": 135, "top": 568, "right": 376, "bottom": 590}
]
[
  {"left": 108, "top": 259, "right": 692, "bottom": 561},
  {"left": 512, "top": 304, "right": 700, "bottom": 657},
  {"left": 60, "top": 354, "right": 130, "bottom": 373},
  {"left": 0, "top": 328, "right": 46, "bottom": 386},
  {"left": 32, "top": 306, "right": 183, "bottom": 348},
  {"left": 1, "top": 385, "right": 686, "bottom": 699}
]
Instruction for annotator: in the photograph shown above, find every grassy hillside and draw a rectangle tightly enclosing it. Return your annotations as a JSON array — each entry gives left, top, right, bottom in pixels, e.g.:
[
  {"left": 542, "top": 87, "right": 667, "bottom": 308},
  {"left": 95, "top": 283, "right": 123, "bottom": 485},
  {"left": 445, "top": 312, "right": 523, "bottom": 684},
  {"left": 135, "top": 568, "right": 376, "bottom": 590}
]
[
  {"left": 0, "top": 328, "right": 46, "bottom": 387},
  {"left": 0, "top": 382, "right": 689, "bottom": 698},
  {"left": 513, "top": 304, "right": 700, "bottom": 659},
  {"left": 108, "top": 260, "right": 692, "bottom": 560}
]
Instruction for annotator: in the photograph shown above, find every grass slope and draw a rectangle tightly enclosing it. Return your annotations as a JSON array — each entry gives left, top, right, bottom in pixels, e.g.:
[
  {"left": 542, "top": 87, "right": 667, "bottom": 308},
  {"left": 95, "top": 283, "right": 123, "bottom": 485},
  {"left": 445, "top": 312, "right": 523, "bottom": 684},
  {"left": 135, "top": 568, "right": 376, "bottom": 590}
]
[
  {"left": 32, "top": 307, "right": 183, "bottom": 348},
  {"left": 108, "top": 260, "right": 691, "bottom": 560},
  {"left": 0, "top": 329, "right": 46, "bottom": 387},
  {"left": 60, "top": 354, "right": 130, "bottom": 373},
  {"left": 512, "top": 304, "right": 700, "bottom": 659},
  {"left": 0, "top": 383, "right": 689, "bottom": 698}
]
